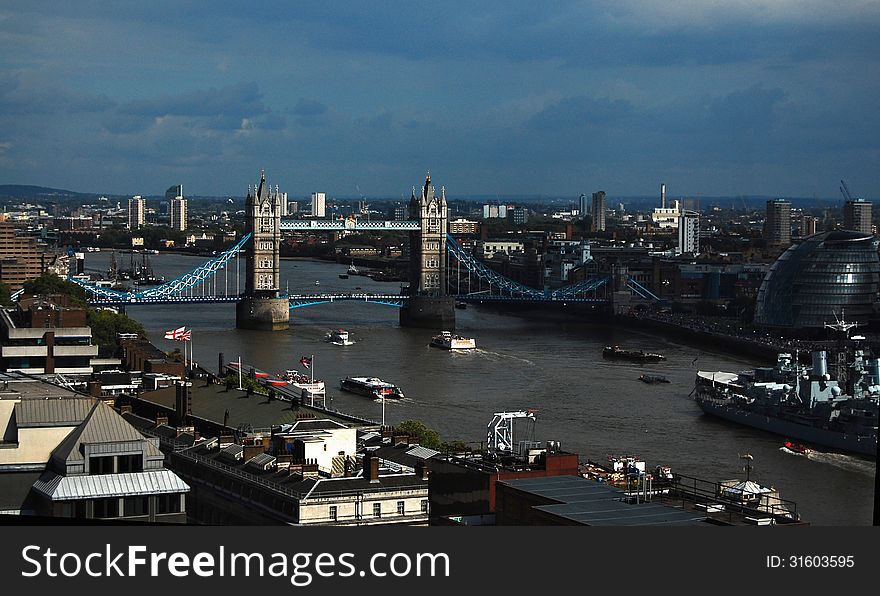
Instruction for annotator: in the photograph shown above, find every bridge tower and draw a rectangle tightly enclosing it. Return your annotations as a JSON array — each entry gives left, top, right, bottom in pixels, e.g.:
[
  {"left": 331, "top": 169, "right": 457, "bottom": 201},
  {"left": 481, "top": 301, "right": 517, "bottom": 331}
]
[
  {"left": 236, "top": 170, "right": 290, "bottom": 331},
  {"left": 400, "top": 173, "right": 455, "bottom": 329}
]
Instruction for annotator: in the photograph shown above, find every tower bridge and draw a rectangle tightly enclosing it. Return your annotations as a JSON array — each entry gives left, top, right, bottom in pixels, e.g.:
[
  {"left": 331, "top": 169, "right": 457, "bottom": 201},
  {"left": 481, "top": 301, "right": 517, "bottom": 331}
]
[{"left": 69, "top": 171, "right": 655, "bottom": 327}]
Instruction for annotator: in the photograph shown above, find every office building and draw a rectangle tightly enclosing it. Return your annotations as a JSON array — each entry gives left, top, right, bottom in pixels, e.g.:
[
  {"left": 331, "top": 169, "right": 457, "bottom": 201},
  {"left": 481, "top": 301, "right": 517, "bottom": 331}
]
[
  {"left": 678, "top": 210, "right": 700, "bottom": 255},
  {"left": 449, "top": 218, "right": 480, "bottom": 235},
  {"left": 482, "top": 204, "right": 507, "bottom": 219},
  {"left": 578, "top": 194, "right": 589, "bottom": 218},
  {"left": 128, "top": 196, "right": 145, "bottom": 230},
  {"left": 0, "top": 223, "right": 56, "bottom": 291},
  {"left": 508, "top": 207, "right": 529, "bottom": 225},
  {"left": 311, "top": 192, "right": 326, "bottom": 218},
  {"left": 843, "top": 199, "right": 872, "bottom": 235},
  {"left": 0, "top": 373, "right": 189, "bottom": 521},
  {"left": 800, "top": 215, "right": 819, "bottom": 237},
  {"left": 287, "top": 201, "right": 299, "bottom": 215},
  {"left": 1, "top": 295, "right": 99, "bottom": 374},
  {"left": 591, "top": 191, "right": 606, "bottom": 232},
  {"left": 755, "top": 231, "right": 880, "bottom": 330},
  {"left": 764, "top": 199, "right": 791, "bottom": 246}
]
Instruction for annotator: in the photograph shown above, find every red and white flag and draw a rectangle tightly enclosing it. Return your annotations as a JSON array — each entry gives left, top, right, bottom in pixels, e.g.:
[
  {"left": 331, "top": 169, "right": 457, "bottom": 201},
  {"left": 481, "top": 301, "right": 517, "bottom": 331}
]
[
  {"left": 299, "top": 356, "right": 312, "bottom": 369},
  {"left": 179, "top": 329, "right": 192, "bottom": 341},
  {"left": 164, "top": 326, "right": 186, "bottom": 340}
]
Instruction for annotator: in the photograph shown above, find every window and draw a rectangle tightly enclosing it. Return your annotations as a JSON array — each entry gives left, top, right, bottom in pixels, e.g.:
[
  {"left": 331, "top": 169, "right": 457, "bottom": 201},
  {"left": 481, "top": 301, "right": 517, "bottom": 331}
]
[
  {"left": 93, "top": 498, "right": 119, "bottom": 519},
  {"left": 157, "top": 494, "right": 182, "bottom": 515},
  {"left": 421, "top": 500, "right": 429, "bottom": 514},
  {"left": 373, "top": 503, "right": 381, "bottom": 518},
  {"left": 124, "top": 497, "right": 149, "bottom": 517},
  {"left": 329, "top": 506, "right": 337, "bottom": 522},
  {"left": 259, "top": 259, "right": 272, "bottom": 269},
  {"left": 117, "top": 454, "right": 143, "bottom": 474},
  {"left": 397, "top": 501, "right": 405, "bottom": 515},
  {"left": 89, "top": 455, "right": 114, "bottom": 475}
]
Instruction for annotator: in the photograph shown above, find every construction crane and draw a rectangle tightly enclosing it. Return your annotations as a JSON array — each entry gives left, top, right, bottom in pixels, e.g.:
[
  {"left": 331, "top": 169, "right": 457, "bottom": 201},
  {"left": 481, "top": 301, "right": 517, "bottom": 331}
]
[{"left": 840, "top": 179, "right": 856, "bottom": 202}]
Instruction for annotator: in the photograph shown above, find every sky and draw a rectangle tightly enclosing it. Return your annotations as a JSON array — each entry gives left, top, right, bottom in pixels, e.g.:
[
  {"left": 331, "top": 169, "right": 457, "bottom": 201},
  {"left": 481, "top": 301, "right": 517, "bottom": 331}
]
[{"left": 1, "top": 1, "right": 878, "bottom": 199}]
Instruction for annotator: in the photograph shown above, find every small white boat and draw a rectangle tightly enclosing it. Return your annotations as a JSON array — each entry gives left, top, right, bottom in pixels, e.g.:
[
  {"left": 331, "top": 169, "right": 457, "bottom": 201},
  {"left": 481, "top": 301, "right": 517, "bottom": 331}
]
[
  {"left": 430, "top": 331, "right": 476, "bottom": 350},
  {"left": 326, "top": 329, "right": 355, "bottom": 346},
  {"left": 348, "top": 262, "right": 360, "bottom": 275},
  {"left": 314, "top": 280, "right": 320, "bottom": 286}
]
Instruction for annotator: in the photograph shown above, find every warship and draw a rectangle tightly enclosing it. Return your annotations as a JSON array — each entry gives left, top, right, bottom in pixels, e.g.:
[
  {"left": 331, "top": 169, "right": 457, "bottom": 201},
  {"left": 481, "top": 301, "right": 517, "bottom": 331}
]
[{"left": 693, "top": 322, "right": 878, "bottom": 457}]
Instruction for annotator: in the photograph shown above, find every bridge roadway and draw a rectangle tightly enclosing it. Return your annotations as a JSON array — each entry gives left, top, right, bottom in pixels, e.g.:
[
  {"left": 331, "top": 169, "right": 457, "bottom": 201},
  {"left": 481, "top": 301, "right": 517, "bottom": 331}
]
[
  {"left": 87, "top": 292, "right": 610, "bottom": 307},
  {"left": 280, "top": 219, "right": 420, "bottom": 231}
]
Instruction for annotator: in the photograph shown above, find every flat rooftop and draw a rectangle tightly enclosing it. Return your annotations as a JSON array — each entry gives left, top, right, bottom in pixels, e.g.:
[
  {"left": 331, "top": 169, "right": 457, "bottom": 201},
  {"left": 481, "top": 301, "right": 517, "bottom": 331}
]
[{"left": 500, "top": 476, "right": 709, "bottom": 527}]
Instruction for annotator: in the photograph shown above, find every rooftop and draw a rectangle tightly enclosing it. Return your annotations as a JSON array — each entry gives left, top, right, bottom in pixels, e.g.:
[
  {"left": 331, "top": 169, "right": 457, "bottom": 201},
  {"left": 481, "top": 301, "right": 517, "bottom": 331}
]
[{"left": 499, "top": 476, "right": 708, "bottom": 527}]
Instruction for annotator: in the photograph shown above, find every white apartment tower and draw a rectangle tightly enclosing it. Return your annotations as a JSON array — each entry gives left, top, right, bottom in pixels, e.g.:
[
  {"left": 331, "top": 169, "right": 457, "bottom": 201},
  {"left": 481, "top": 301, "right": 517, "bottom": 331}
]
[
  {"left": 128, "top": 196, "right": 145, "bottom": 230},
  {"left": 678, "top": 210, "right": 700, "bottom": 255},
  {"left": 311, "top": 192, "right": 326, "bottom": 218}
]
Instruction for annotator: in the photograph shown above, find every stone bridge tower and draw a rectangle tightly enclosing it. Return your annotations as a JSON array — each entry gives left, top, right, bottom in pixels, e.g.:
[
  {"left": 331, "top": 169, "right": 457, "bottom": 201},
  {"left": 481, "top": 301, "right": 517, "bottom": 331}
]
[
  {"left": 236, "top": 170, "right": 290, "bottom": 331},
  {"left": 400, "top": 173, "right": 455, "bottom": 329}
]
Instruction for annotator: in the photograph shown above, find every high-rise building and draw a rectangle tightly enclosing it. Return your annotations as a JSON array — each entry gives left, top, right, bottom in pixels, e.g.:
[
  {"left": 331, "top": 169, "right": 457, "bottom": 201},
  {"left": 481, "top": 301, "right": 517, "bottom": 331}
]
[
  {"left": 591, "top": 191, "right": 606, "bottom": 232},
  {"left": 128, "top": 195, "right": 145, "bottom": 230},
  {"left": 165, "top": 184, "right": 187, "bottom": 231},
  {"left": 843, "top": 199, "right": 872, "bottom": 234},
  {"left": 800, "top": 215, "right": 819, "bottom": 237},
  {"left": 764, "top": 199, "right": 791, "bottom": 246},
  {"left": 678, "top": 210, "right": 700, "bottom": 255},
  {"left": 578, "top": 194, "right": 588, "bottom": 218},
  {"left": 311, "top": 192, "right": 326, "bottom": 218},
  {"left": 287, "top": 201, "right": 299, "bottom": 215},
  {"left": 170, "top": 197, "right": 187, "bottom": 231},
  {"left": 0, "top": 223, "right": 55, "bottom": 291}
]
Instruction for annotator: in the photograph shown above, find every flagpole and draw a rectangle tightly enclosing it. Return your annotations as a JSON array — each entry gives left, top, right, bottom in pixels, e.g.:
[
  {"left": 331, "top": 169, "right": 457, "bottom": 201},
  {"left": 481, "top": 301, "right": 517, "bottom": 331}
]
[
  {"left": 190, "top": 331, "right": 194, "bottom": 372},
  {"left": 311, "top": 354, "right": 314, "bottom": 384}
]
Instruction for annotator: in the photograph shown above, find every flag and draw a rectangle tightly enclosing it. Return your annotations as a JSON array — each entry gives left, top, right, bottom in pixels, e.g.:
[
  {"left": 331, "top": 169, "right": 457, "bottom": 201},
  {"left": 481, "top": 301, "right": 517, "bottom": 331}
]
[
  {"left": 179, "top": 329, "right": 192, "bottom": 341},
  {"left": 300, "top": 356, "right": 312, "bottom": 369},
  {"left": 164, "top": 326, "right": 185, "bottom": 340}
]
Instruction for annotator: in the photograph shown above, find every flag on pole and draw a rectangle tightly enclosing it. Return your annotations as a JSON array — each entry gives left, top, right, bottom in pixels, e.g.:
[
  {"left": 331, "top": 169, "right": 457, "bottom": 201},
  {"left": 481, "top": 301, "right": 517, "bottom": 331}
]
[
  {"left": 180, "top": 329, "right": 192, "bottom": 341},
  {"left": 164, "top": 326, "right": 186, "bottom": 340},
  {"left": 299, "top": 356, "right": 312, "bottom": 369}
]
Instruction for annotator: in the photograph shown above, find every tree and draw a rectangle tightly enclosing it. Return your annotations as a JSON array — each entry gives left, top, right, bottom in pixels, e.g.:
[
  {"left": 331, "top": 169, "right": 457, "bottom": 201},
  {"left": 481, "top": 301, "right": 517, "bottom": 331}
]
[
  {"left": 22, "top": 272, "right": 88, "bottom": 305},
  {"left": 87, "top": 309, "right": 146, "bottom": 357},
  {"left": 396, "top": 419, "right": 443, "bottom": 450}
]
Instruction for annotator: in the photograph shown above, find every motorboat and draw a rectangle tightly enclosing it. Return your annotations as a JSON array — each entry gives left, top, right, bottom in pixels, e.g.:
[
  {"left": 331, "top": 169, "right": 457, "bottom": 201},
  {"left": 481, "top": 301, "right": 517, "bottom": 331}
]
[
  {"left": 326, "top": 329, "right": 355, "bottom": 346},
  {"left": 430, "top": 331, "right": 476, "bottom": 350}
]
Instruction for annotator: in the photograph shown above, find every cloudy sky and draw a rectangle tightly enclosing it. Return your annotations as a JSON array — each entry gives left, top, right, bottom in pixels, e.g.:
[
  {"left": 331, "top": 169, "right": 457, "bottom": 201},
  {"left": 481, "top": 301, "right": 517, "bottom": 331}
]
[{"left": 1, "top": 1, "right": 878, "bottom": 199}]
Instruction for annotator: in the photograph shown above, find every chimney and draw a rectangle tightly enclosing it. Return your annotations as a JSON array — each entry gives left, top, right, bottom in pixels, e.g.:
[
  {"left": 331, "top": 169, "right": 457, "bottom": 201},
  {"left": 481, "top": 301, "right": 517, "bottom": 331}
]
[
  {"left": 88, "top": 381, "right": 102, "bottom": 397},
  {"left": 364, "top": 453, "right": 380, "bottom": 483},
  {"left": 661, "top": 183, "right": 666, "bottom": 209},
  {"left": 175, "top": 381, "right": 192, "bottom": 425},
  {"left": 415, "top": 460, "right": 429, "bottom": 480}
]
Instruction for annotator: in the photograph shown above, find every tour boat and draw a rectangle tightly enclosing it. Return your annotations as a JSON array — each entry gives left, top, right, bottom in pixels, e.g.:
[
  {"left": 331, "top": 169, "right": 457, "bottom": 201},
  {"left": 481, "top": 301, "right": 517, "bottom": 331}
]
[
  {"left": 340, "top": 377, "right": 405, "bottom": 400},
  {"left": 326, "top": 329, "right": 355, "bottom": 346},
  {"left": 430, "top": 331, "right": 476, "bottom": 350}
]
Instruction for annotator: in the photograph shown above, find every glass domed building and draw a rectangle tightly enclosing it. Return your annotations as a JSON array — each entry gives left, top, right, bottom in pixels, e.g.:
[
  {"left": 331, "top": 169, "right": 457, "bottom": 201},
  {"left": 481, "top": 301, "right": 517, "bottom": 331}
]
[{"left": 754, "top": 231, "right": 879, "bottom": 330}]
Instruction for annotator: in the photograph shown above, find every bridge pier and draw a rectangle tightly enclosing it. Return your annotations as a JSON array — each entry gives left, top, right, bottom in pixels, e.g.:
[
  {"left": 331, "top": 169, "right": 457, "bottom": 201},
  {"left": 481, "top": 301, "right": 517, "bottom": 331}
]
[
  {"left": 399, "top": 295, "right": 455, "bottom": 330},
  {"left": 236, "top": 297, "right": 290, "bottom": 331}
]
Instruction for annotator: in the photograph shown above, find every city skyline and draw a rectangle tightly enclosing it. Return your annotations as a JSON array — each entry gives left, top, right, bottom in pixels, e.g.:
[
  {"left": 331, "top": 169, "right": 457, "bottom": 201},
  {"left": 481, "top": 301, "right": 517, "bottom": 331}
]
[{"left": 1, "top": 2, "right": 879, "bottom": 199}]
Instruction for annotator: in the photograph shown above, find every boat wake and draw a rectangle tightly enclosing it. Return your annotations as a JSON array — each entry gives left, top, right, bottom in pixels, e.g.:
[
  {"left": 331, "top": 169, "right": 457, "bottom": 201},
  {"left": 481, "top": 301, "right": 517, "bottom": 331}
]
[
  {"left": 472, "top": 349, "right": 535, "bottom": 366},
  {"left": 805, "top": 451, "right": 875, "bottom": 476},
  {"left": 779, "top": 447, "right": 875, "bottom": 475}
]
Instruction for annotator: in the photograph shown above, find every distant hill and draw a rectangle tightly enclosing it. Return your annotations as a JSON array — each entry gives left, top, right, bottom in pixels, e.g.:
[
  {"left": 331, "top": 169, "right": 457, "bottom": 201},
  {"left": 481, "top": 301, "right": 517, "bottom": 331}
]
[{"left": 0, "top": 185, "right": 98, "bottom": 200}]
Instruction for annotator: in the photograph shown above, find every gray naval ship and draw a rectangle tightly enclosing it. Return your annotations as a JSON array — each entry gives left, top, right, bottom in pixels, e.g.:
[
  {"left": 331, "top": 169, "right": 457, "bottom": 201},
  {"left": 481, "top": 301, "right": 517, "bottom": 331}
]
[{"left": 693, "top": 341, "right": 879, "bottom": 458}]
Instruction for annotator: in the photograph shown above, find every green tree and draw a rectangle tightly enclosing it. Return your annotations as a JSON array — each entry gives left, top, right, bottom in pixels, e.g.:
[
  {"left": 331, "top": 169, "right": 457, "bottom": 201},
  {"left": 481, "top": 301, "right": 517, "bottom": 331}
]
[
  {"left": 22, "top": 273, "right": 88, "bottom": 305},
  {"left": 87, "top": 309, "right": 146, "bottom": 357},
  {"left": 396, "top": 419, "right": 443, "bottom": 450}
]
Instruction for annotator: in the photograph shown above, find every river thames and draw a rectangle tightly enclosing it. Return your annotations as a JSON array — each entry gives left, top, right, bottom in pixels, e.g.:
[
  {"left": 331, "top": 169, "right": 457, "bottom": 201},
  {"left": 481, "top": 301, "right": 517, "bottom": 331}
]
[{"left": 84, "top": 250, "right": 876, "bottom": 525}]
